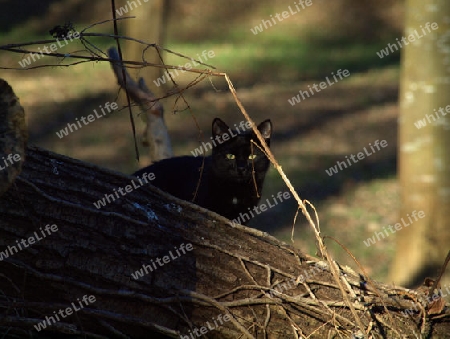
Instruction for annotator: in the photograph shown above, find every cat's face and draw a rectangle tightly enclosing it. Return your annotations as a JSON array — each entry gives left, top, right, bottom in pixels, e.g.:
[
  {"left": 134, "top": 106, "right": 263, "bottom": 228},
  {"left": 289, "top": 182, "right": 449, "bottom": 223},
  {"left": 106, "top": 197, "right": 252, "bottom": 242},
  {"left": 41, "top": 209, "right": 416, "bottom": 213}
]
[{"left": 211, "top": 118, "right": 272, "bottom": 183}]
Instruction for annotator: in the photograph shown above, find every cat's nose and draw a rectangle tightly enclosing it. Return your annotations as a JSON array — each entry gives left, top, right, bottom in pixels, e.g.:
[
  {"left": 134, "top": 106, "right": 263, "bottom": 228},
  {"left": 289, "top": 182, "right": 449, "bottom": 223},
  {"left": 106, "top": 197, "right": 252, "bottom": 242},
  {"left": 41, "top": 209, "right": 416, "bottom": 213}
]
[
  {"left": 236, "top": 163, "right": 248, "bottom": 175},
  {"left": 237, "top": 168, "right": 248, "bottom": 176}
]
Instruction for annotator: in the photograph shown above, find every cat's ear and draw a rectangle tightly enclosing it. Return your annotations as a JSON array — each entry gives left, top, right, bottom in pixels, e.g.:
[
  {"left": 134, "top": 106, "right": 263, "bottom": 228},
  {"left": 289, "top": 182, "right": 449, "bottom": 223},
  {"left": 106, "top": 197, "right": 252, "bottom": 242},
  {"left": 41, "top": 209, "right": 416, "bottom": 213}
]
[
  {"left": 212, "top": 118, "right": 230, "bottom": 137},
  {"left": 257, "top": 120, "right": 272, "bottom": 139}
]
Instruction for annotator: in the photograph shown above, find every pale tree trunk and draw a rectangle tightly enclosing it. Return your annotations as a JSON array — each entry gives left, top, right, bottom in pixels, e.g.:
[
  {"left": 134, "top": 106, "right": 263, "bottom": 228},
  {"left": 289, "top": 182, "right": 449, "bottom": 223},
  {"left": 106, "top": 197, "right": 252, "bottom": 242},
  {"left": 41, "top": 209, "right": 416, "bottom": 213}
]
[
  {"left": 116, "top": 0, "right": 170, "bottom": 165},
  {"left": 108, "top": 47, "right": 173, "bottom": 163},
  {"left": 392, "top": 0, "right": 450, "bottom": 288},
  {"left": 1, "top": 80, "right": 449, "bottom": 337}
]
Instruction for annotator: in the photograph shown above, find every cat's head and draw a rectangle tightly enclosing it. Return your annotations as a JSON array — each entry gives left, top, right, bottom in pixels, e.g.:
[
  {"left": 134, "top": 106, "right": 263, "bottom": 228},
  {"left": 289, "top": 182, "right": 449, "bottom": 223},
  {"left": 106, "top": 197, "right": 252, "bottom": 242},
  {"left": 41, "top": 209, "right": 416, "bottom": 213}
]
[{"left": 211, "top": 118, "right": 272, "bottom": 183}]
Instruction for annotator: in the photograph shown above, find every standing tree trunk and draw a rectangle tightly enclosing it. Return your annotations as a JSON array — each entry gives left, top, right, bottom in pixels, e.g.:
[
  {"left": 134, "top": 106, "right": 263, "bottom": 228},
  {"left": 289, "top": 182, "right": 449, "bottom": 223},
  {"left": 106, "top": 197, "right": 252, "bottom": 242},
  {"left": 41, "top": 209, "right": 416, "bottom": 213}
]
[
  {"left": 392, "top": 0, "right": 450, "bottom": 288},
  {"left": 123, "top": 0, "right": 168, "bottom": 96}
]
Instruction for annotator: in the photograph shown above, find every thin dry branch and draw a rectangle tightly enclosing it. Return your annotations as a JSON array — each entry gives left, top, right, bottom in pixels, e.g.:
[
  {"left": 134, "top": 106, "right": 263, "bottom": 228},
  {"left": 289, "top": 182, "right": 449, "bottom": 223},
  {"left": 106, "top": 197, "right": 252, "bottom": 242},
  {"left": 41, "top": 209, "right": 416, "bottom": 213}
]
[
  {"left": 222, "top": 74, "right": 367, "bottom": 332},
  {"left": 0, "top": 29, "right": 216, "bottom": 72}
]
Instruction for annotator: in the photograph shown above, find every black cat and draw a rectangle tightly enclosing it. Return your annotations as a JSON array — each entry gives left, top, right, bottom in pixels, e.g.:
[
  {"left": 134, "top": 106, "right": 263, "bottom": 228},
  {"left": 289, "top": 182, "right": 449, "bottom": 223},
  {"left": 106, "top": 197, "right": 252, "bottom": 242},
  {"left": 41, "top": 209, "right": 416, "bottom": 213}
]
[{"left": 134, "top": 118, "right": 272, "bottom": 222}]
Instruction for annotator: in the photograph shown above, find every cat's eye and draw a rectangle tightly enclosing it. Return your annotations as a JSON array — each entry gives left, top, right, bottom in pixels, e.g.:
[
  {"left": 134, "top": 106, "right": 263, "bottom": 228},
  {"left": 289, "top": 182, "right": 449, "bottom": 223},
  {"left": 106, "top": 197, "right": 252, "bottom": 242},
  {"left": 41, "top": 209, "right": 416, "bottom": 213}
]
[
  {"left": 248, "top": 154, "right": 257, "bottom": 160},
  {"left": 226, "top": 154, "right": 235, "bottom": 160}
]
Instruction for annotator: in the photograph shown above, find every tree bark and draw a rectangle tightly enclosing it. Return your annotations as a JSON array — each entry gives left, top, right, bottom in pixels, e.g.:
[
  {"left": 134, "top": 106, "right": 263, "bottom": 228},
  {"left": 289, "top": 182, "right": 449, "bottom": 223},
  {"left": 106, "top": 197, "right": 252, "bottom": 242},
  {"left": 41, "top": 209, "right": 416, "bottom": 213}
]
[
  {"left": 0, "top": 150, "right": 449, "bottom": 338},
  {"left": 392, "top": 0, "right": 450, "bottom": 288},
  {"left": 0, "top": 85, "right": 449, "bottom": 338}
]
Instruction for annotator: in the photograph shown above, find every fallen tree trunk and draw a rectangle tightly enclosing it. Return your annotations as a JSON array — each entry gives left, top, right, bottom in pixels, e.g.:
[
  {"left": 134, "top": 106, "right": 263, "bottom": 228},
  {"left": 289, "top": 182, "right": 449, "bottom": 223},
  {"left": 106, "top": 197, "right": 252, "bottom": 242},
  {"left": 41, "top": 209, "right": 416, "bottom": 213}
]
[
  {"left": 0, "top": 82, "right": 449, "bottom": 339},
  {"left": 2, "top": 147, "right": 450, "bottom": 339}
]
